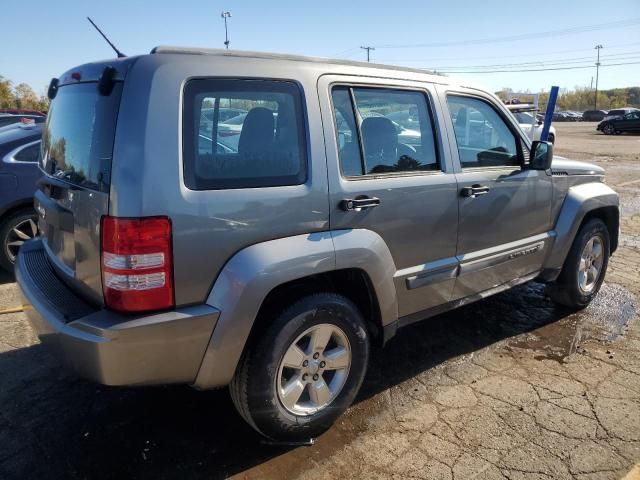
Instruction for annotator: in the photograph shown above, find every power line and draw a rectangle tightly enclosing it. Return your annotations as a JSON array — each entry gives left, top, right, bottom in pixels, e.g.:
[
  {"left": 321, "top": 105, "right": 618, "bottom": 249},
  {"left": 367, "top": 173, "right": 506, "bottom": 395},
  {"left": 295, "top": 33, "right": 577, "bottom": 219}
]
[
  {"left": 429, "top": 51, "right": 640, "bottom": 71},
  {"left": 373, "top": 18, "right": 640, "bottom": 49},
  {"left": 436, "top": 60, "right": 640, "bottom": 74},
  {"left": 371, "top": 41, "right": 640, "bottom": 63}
]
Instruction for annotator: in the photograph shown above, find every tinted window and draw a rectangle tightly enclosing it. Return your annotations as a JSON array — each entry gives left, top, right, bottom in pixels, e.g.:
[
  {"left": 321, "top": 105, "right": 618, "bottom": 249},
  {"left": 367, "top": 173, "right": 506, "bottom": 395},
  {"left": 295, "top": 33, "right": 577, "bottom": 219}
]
[
  {"left": 183, "top": 79, "right": 307, "bottom": 190},
  {"left": 447, "top": 95, "right": 520, "bottom": 168},
  {"left": 14, "top": 142, "right": 40, "bottom": 162},
  {"left": 42, "top": 82, "right": 122, "bottom": 191},
  {"left": 331, "top": 86, "right": 439, "bottom": 176}
]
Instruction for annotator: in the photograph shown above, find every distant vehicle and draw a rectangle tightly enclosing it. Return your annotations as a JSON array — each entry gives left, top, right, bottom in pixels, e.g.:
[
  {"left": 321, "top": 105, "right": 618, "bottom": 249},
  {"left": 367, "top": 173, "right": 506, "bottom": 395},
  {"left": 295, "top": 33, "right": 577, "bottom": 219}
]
[
  {"left": 0, "top": 108, "right": 46, "bottom": 116},
  {"left": 597, "top": 111, "right": 640, "bottom": 135},
  {"left": 512, "top": 111, "right": 556, "bottom": 143},
  {"left": 552, "top": 112, "right": 574, "bottom": 122},
  {"left": 602, "top": 107, "right": 639, "bottom": 122},
  {"left": 0, "top": 122, "right": 42, "bottom": 271},
  {"left": 582, "top": 110, "right": 608, "bottom": 122},
  {"left": 565, "top": 111, "right": 583, "bottom": 121},
  {"left": 201, "top": 107, "right": 247, "bottom": 125},
  {"left": 0, "top": 115, "right": 46, "bottom": 129}
]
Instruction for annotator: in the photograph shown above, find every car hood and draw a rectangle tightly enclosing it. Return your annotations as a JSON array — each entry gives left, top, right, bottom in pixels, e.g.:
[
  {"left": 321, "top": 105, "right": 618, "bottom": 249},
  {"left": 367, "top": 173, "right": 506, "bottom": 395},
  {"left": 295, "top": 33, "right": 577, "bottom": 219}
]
[{"left": 551, "top": 156, "right": 604, "bottom": 176}]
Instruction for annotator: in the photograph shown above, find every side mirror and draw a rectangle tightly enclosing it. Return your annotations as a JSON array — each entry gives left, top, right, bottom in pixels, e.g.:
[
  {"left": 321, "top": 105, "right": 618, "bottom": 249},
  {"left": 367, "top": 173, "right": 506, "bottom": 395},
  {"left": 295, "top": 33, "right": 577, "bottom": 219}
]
[{"left": 530, "top": 140, "right": 553, "bottom": 170}]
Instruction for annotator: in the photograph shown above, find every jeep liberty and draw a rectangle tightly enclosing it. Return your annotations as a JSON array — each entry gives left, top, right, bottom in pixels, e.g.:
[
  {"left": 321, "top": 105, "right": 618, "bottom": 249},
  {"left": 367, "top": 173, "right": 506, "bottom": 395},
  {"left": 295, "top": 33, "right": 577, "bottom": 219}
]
[{"left": 16, "top": 48, "right": 619, "bottom": 441}]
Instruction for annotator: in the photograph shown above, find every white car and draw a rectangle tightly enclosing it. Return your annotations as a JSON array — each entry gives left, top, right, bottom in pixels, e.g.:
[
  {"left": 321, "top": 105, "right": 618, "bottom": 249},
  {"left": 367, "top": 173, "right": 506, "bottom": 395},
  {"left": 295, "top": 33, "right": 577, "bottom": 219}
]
[{"left": 513, "top": 111, "right": 556, "bottom": 144}]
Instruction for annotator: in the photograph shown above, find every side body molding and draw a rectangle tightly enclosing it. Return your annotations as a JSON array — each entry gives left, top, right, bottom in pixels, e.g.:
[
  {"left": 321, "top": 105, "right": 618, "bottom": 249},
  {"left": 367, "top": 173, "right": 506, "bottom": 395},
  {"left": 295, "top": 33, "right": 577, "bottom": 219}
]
[
  {"left": 193, "top": 229, "right": 398, "bottom": 389},
  {"left": 543, "top": 182, "right": 619, "bottom": 274}
]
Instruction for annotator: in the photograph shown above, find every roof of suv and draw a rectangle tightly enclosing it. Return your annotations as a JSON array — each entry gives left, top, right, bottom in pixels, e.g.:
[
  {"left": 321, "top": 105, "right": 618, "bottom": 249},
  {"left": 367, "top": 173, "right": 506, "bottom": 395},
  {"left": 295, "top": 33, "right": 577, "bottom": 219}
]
[{"left": 150, "top": 46, "right": 456, "bottom": 84}]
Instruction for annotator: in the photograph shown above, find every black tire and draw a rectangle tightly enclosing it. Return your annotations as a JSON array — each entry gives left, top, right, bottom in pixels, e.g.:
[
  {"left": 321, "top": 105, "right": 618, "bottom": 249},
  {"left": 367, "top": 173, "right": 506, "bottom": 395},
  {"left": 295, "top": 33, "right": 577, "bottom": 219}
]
[
  {"left": 230, "top": 293, "right": 370, "bottom": 441},
  {"left": 0, "top": 209, "right": 38, "bottom": 273},
  {"left": 548, "top": 133, "right": 555, "bottom": 144},
  {"left": 547, "top": 218, "right": 610, "bottom": 309},
  {"left": 602, "top": 123, "right": 615, "bottom": 135}
]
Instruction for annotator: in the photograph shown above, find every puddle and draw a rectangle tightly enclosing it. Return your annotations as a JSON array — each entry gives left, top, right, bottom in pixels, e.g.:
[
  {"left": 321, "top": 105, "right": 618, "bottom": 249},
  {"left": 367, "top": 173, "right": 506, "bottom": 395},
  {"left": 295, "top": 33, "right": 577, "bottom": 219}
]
[{"left": 507, "top": 283, "right": 637, "bottom": 362}]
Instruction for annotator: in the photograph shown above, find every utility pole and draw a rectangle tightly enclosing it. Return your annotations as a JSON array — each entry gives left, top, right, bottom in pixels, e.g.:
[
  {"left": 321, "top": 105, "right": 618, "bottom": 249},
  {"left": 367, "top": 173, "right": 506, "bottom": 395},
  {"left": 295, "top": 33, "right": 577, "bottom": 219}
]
[
  {"left": 360, "top": 46, "right": 375, "bottom": 62},
  {"left": 594, "top": 44, "right": 603, "bottom": 110},
  {"left": 221, "top": 11, "right": 232, "bottom": 49}
]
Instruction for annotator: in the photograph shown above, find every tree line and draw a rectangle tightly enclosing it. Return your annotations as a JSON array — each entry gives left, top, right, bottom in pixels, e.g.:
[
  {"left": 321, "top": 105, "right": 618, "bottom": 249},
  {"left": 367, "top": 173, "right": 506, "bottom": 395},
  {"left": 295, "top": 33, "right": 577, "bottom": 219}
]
[
  {"left": 497, "top": 86, "right": 640, "bottom": 112},
  {"left": 0, "top": 75, "right": 49, "bottom": 112},
  {"left": 1, "top": 72, "right": 639, "bottom": 115}
]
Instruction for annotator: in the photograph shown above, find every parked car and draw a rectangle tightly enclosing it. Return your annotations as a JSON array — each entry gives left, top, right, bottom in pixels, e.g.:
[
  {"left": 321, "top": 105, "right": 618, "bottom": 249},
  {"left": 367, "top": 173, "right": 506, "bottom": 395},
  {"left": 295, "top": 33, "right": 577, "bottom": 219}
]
[
  {"left": 602, "top": 107, "right": 639, "bottom": 122},
  {"left": 0, "top": 108, "right": 46, "bottom": 116},
  {"left": 565, "top": 111, "right": 583, "bottom": 121},
  {"left": 0, "top": 122, "right": 42, "bottom": 271},
  {"left": 0, "top": 114, "right": 46, "bottom": 129},
  {"left": 597, "top": 111, "right": 640, "bottom": 135},
  {"left": 582, "top": 110, "right": 608, "bottom": 122},
  {"left": 17, "top": 48, "right": 619, "bottom": 441},
  {"left": 512, "top": 111, "right": 556, "bottom": 143},
  {"left": 552, "top": 112, "right": 573, "bottom": 122}
]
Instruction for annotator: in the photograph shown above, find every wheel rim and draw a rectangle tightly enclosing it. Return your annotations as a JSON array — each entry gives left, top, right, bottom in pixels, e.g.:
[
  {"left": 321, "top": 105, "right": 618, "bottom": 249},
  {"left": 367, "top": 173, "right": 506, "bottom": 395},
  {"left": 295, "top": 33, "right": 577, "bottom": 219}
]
[
  {"left": 578, "top": 235, "right": 604, "bottom": 294},
  {"left": 276, "top": 323, "right": 351, "bottom": 416},
  {"left": 604, "top": 125, "right": 614, "bottom": 134},
  {"left": 4, "top": 217, "right": 38, "bottom": 263}
]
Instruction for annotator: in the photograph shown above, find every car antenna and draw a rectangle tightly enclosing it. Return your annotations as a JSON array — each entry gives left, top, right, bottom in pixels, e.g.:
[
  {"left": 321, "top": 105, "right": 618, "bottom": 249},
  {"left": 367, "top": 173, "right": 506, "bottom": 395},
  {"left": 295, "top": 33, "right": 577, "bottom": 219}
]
[{"left": 87, "top": 17, "right": 126, "bottom": 58}]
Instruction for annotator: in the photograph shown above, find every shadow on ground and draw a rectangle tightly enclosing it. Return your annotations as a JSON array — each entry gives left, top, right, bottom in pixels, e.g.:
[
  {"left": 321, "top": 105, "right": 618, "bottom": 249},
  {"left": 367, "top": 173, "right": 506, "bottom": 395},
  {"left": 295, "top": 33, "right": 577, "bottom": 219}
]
[
  {"left": 0, "top": 270, "right": 14, "bottom": 286},
  {"left": 0, "top": 282, "right": 584, "bottom": 479}
]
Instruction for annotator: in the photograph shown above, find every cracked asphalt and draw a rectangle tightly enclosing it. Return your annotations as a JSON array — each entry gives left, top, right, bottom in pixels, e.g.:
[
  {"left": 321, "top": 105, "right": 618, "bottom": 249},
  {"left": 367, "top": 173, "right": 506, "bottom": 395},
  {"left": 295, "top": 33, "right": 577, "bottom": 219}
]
[{"left": 1, "top": 123, "right": 639, "bottom": 479}]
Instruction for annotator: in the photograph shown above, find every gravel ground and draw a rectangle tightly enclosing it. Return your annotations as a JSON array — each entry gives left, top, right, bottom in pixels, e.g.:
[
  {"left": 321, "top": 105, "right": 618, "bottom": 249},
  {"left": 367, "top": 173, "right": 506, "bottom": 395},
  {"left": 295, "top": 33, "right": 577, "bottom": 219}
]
[{"left": 0, "top": 123, "right": 639, "bottom": 480}]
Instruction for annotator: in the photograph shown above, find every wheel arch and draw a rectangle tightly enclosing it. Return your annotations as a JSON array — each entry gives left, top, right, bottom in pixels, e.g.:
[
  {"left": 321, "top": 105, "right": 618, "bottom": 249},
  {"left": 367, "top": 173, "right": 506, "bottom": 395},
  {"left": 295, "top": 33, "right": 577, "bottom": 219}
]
[
  {"left": 543, "top": 182, "right": 619, "bottom": 277},
  {"left": 193, "top": 229, "right": 398, "bottom": 389}
]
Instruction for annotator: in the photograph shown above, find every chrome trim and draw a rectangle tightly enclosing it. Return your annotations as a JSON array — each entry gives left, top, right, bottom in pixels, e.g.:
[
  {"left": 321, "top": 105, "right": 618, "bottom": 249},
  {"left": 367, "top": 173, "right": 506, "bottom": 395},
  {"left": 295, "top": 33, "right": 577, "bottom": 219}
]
[{"left": 2, "top": 139, "right": 41, "bottom": 164}]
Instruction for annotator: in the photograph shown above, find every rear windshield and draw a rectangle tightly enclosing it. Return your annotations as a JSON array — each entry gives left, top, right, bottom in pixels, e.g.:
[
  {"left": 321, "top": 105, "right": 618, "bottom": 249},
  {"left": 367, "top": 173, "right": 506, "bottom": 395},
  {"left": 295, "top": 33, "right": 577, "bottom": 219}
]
[
  {"left": 183, "top": 79, "right": 307, "bottom": 190},
  {"left": 42, "top": 82, "right": 122, "bottom": 191}
]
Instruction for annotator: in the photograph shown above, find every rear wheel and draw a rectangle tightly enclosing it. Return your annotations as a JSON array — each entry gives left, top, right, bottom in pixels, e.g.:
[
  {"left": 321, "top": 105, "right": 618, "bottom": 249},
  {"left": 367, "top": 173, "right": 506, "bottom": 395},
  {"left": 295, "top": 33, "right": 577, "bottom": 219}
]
[
  {"left": 602, "top": 123, "right": 615, "bottom": 135},
  {"left": 547, "top": 218, "right": 610, "bottom": 309},
  {"left": 0, "top": 209, "right": 38, "bottom": 272},
  {"left": 230, "top": 293, "right": 369, "bottom": 441}
]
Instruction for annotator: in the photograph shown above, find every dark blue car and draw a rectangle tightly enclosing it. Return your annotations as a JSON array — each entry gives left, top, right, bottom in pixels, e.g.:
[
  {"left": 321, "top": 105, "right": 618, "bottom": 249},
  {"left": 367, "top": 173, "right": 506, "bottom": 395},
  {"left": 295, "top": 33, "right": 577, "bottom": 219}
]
[{"left": 0, "top": 122, "right": 42, "bottom": 271}]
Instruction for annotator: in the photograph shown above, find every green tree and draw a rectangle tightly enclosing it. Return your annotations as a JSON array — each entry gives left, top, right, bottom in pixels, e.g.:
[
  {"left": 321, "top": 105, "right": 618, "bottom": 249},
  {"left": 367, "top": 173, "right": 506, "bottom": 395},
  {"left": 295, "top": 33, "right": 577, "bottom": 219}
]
[
  {"left": 0, "top": 75, "right": 14, "bottom": 108},
  {"left": 14, "top": 83, "right": 40, "bottom": 110}
]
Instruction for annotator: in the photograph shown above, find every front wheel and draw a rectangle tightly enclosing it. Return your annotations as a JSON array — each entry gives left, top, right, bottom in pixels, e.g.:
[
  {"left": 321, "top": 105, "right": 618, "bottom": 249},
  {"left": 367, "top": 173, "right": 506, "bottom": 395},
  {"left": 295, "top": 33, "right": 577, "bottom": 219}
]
[
  {"left": 602, "top": 123, "right": 615, "bottom": 135},
  {"left": 547, "top": 218, "right": 610, "bottom": 309},
  {"left": 230, "top": 293, "right": 370, "bottom": 441}
]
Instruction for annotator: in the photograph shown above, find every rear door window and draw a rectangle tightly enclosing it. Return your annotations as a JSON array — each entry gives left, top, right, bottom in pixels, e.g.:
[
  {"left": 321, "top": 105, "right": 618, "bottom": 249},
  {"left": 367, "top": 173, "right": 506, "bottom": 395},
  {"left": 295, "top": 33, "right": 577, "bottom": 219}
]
[{"left": 183, "top": 79, "right": 307, "bottom": 190}]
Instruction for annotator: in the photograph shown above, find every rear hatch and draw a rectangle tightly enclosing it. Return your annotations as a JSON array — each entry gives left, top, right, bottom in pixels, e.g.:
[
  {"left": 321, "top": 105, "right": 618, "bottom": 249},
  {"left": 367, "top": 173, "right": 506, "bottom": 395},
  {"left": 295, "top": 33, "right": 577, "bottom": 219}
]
[{"left": 37, "top": 68, "right": 124, "bottom": 306}]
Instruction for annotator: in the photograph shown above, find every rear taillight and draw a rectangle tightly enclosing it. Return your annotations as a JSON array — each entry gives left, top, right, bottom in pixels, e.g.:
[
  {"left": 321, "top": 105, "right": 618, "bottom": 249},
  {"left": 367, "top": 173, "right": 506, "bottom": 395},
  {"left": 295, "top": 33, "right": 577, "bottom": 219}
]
[{"left": 101, "top": 216, "right": 174, "bottom": 313}]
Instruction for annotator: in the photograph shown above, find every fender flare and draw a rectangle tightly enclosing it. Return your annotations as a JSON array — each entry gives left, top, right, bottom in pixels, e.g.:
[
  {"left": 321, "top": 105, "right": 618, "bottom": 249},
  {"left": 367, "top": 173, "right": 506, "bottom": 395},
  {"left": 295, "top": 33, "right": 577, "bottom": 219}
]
[
  {"left": 544, "top": 182, "right": 619, "bottom": 273},
  {"left": 193, "top": 229, "right": 398, "bottom": 389}
]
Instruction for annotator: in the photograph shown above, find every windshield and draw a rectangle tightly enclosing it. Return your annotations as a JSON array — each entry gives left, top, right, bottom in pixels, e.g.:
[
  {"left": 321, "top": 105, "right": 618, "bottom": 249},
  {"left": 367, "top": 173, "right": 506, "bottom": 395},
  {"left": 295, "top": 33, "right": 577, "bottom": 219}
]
[{"left": 41, "top": 82, "right": 122, "bottom": 191}]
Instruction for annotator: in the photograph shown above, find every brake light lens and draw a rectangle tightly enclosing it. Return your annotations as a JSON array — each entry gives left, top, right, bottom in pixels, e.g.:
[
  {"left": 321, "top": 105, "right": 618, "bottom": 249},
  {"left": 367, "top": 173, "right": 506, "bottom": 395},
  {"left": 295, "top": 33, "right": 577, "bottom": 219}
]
[{"left": 101, "top": 216, "right": 174, "bottom": 313}]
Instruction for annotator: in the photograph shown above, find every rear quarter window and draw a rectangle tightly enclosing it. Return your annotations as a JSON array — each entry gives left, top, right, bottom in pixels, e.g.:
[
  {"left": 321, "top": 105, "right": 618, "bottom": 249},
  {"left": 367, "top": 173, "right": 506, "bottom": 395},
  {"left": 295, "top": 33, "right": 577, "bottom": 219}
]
[{"left": 182, "top": 79, "right": 308, "bottom": 190}]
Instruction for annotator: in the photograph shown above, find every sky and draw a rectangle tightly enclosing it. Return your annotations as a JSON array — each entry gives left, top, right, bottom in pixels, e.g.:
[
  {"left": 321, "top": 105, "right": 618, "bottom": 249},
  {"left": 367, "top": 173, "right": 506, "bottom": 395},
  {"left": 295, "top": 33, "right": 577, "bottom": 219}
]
[{"left": 1, "top": 0, "right": 639, "bottom": 95}]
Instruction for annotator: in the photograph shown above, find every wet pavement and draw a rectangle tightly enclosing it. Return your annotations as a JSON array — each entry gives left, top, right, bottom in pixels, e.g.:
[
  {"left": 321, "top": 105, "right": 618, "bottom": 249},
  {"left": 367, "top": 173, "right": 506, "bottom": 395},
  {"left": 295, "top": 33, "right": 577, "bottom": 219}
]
[{"left": 1, "top": 124, "right": 639, "bottom": 479}]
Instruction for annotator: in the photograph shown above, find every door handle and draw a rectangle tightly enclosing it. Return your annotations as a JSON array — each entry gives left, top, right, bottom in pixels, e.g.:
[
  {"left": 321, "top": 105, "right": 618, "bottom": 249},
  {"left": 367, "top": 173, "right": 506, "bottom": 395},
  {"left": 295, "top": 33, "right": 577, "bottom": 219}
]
[
  {"left": 460, "top": 184, "right": 490, "bottom": 198},
  {"left": 340, "top": 196, "right": 381, "bottom": 211}
]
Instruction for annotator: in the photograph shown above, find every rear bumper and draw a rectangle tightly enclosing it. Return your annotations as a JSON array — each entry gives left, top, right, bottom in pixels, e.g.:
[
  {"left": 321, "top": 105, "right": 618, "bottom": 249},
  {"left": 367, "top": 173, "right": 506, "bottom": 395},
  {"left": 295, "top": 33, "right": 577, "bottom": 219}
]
[{"left": 15, "top": 238, "right": 219, "bottom": 386}]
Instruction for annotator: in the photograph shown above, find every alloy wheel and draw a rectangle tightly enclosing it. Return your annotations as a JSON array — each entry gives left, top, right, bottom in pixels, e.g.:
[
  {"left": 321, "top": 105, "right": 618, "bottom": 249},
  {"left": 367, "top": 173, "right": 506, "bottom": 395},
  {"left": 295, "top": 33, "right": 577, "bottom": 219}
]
[
  {"left": 4, "top": 217, "right": 38, "bottom": 263},
  {"left": 276, "top": 323, "right": 352, "bottom": 416}
]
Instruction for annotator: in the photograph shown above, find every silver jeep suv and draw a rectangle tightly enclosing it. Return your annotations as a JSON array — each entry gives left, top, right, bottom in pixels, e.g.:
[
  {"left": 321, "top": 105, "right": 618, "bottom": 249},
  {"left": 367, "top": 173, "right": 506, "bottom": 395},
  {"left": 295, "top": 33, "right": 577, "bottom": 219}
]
[{"left": 16, "top": 47, "right": 619, "bottom": 441}]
